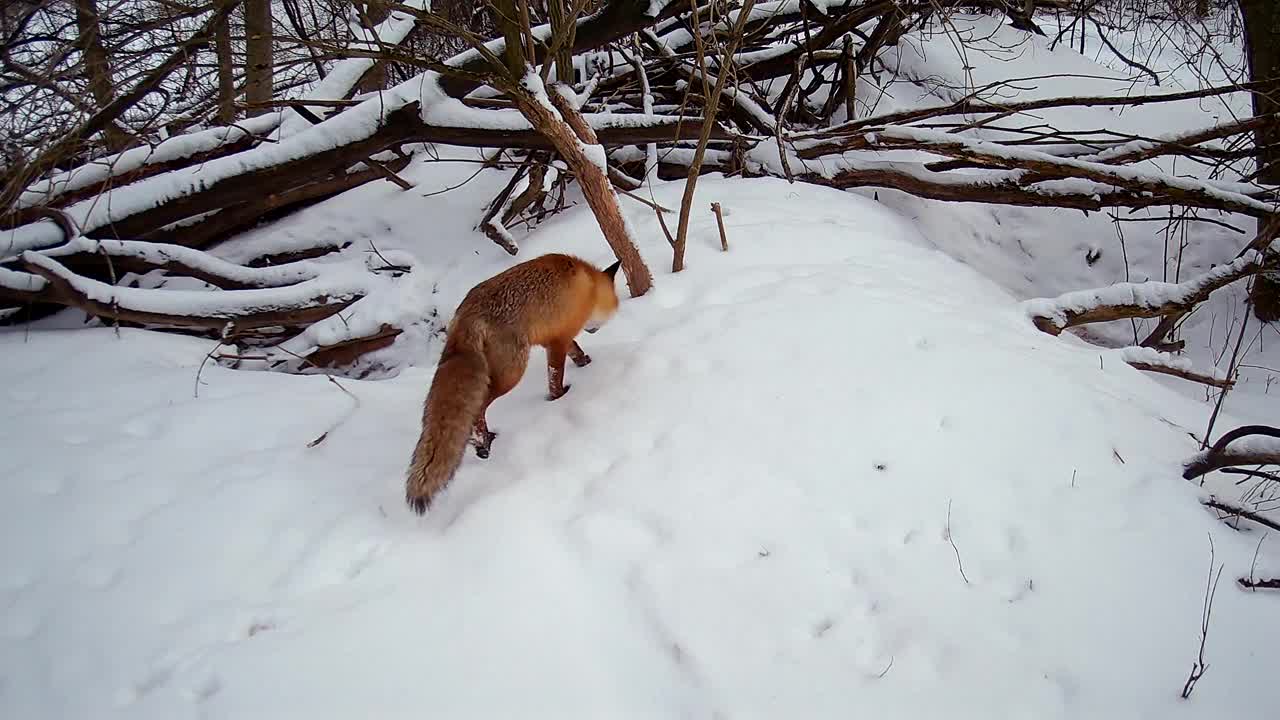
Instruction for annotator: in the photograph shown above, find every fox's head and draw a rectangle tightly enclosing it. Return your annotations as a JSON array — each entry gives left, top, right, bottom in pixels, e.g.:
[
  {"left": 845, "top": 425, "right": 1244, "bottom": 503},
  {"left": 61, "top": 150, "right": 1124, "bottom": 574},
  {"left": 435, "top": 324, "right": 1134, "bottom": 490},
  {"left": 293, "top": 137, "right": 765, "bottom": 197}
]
[{"left": 585, "top": 260, "right": 621, "bottom": 334}]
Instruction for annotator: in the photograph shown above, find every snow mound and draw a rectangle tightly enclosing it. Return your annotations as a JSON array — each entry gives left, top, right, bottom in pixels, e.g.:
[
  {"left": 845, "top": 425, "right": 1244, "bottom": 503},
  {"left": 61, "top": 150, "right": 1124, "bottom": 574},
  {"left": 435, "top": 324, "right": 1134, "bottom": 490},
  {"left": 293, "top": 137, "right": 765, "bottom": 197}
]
[{"left": 1, "top": 178, "right": 1276, "bottom": 718}]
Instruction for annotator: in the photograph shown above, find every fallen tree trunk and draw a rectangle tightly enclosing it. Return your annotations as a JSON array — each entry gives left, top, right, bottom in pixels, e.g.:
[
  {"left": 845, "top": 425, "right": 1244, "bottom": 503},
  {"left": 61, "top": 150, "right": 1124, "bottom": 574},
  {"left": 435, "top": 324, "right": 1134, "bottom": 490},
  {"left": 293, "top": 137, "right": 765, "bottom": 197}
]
[
  {"left": 8, "top": 105, "right": 728, "bottom": 254},
  {"left": 634, "top": 143, "right": 1279, "bottom": 219},
  {"left": 20, "top": 251, "right": 362, "bottom": 332},
  {"left": 142, "top": 155, "right": 413, "bottom": 248},
  {"left": 804, "top": 126, "right": 1276, "bottom": 219},
  {"left": 40, "top": 237, "right": 323, "bottom": 290},
  {"left": 810, "top": 80, "right": 1276, "bottom": 138},
  {"left": 9, "top": 129, "right": 259, "bottom": 216}
]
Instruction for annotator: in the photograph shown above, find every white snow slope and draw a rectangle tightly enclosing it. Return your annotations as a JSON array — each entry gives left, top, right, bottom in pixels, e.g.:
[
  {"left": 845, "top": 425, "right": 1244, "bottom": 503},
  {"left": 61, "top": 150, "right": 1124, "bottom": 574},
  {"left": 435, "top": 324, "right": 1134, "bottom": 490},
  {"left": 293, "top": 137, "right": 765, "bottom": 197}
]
[{"left": 3, "top": 177, "right": 1278, "bottom": 718}]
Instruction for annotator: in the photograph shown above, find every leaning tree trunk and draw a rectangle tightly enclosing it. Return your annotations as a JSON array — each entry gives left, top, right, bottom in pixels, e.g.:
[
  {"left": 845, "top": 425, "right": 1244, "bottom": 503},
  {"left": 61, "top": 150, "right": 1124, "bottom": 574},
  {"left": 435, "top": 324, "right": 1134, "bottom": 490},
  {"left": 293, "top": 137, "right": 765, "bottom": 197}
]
[
  {"left": 486, "top": 0, "right": 652, "bottom": 295},
  {"left": 1240, "top": 0, "right": 1280, "bottom": 321},
  {"left": 513, "top": 87, "right": 654, "bottom": 297},
  {"left": 244, "top": 0, "right": 273, "bottom": 116},
  {"left": 75, "top": 0, "right": 130, "bottom": 152}
]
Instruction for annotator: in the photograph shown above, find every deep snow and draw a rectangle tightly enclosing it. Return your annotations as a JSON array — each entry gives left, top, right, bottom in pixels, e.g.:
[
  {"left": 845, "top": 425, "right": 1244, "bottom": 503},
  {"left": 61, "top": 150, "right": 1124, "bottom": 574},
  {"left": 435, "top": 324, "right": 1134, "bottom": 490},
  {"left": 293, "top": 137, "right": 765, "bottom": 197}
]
[{"left": 3, "top": 177, "right": 1278, "bottom": 719}]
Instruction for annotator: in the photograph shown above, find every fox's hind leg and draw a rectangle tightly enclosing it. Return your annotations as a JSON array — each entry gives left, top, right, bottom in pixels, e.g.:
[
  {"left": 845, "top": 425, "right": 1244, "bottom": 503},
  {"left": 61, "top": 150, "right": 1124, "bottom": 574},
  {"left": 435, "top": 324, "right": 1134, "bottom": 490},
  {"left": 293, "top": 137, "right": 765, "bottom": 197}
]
[
  {"left": 470, "top": 405, "right": 497, "bottom": 459},
  {"left": 470, "top": 339, "right": 527, "bottom": 458},
  {"left": 568, "top": 340, "right": 591, "bottom": 367}
]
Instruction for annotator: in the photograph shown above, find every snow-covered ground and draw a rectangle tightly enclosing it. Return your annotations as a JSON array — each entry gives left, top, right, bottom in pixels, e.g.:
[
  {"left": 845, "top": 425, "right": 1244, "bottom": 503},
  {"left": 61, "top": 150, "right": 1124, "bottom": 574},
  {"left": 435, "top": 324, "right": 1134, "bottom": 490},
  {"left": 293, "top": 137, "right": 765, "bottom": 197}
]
[
  {"left": 4, "top": 176, "right": 1278, "bottom": 717},
  {"left": 854, "top": 15, "right": 1276, "bottom": 421},
  {"left": 3, "top": 12, "right": 1279, "bottom": 720}
]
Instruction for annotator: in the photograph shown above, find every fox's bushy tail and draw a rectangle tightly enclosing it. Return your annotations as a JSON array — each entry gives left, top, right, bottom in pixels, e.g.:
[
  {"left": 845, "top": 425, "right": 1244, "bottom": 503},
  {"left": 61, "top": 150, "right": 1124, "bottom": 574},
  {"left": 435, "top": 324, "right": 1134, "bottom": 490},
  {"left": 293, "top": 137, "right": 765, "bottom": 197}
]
[{"left": 406, "top": 347, "right": 489, "bottom": 514}]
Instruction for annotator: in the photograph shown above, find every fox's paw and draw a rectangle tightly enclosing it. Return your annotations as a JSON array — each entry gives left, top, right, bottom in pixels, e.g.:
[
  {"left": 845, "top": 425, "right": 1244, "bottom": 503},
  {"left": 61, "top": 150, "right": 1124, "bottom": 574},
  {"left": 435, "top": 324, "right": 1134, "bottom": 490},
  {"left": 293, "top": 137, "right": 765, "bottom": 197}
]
[
  {"left": 571, "top": 353, "right": 592, "bottom": 368},
  {"left": 548, "top": 383, "right": 570, "bottom": 401},
  {"left": 472, "top": 430, "right": 497, "bottom": 458}
]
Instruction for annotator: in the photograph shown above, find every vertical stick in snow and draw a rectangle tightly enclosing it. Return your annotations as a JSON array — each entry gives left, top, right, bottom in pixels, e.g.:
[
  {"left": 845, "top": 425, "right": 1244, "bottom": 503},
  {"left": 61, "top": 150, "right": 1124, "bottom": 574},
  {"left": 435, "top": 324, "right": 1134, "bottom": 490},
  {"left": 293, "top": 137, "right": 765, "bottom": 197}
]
[{"left": 672, "top": 0, "right": 756, "bottom": 272}]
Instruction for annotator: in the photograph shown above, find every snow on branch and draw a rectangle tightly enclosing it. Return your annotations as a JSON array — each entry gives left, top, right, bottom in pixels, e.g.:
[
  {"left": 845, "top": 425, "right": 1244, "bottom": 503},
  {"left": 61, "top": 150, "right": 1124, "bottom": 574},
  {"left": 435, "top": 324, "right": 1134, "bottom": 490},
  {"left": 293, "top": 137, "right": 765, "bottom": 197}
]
[
  {"left": 1120, "top": 347, "right": 1232, "bottom": 389},
  {"left": 641, "top": 29, "right": 777, "bottom": 135},
  {"left": 4, "top": 97, "right": 423, "bottom": 257},
  {"left": 1184, "top": 426, "right": 1280, "bottom": 481},
  {"left": 277, "top": 0, "right": 432, "bottom": 139},
  {"left": 815, "top": 80, "right": 1276, "bottom": 138},
  {"left": 4, "top": 96, "right": 723, "bottom": 257},
  {"left": 1023, "top": 253, "right": 1270, "bottom": 336},
  {"left": 1201, "top": 498, "right": 1280, "bottom": 534},
  {"left": 838, "top": 126, "right": 1276, "bottom": 218},
  {"left": 17, "top": 114, "right": 282, "bottom": 211},
  {"left": 0, "top": 266, "right": 53, "bottom": 308},
  {"left": 1079, "top": 115, "right": 1275, "bottom": 166},
  {"left": 19, "top": 251, "right": 372, "bottom": 331},
  {"left": 232, "top": 247, "right": 426, "bottom": 369},
  {"left": 41, "top": 237, "right": 323, "bottom": 290}
]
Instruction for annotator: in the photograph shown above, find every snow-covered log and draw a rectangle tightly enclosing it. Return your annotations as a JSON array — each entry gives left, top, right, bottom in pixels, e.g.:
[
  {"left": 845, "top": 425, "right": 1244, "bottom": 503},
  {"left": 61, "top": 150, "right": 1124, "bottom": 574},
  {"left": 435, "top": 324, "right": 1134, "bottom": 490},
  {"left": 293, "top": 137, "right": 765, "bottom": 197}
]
[
  {"left": 5, "top": 105, "right": 725, "bottom": 256},
  {"left": 15, "top": 116, "right": 278, "bottom": 211},
  {"left": 20, "top": 252, "right": 367, "bottom": 332},
  {"left": 801, "top": 126, "right": 1276, "bottom": 219},
  {"left": 1023, "top": 253, "right": 1270, "bottom": 335},
  {"left": 276, "top": 1, "right": 432, "bottom": 139},
  {"left": 811, "top": 79, "right": 1275, "bottom": 139},
  {"left": 146, "top": 156, "right": 413, "bottom": 249},
  {"left": 41, "top": 237, "right": 323, "bottom": 290},
  {"left": 1119, "top": 347, "right": 1233, "bottom": 389},
  {"left": 0, "top": 266, "right": 56, "bottom": 307},
  {"left": 305, "top": 324, "right": 404, "bottom": 369},
  {"left": 1184, "top": 426, "right": 1280, "bottom": 480}
]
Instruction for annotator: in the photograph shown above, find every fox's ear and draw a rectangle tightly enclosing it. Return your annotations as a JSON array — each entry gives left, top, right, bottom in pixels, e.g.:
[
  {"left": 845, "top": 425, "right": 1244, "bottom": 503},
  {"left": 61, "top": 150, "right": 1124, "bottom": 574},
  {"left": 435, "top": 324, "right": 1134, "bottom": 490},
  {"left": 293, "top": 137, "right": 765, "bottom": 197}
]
[{"left": 604, "top": 260, "right": 621, "bottom": 280}]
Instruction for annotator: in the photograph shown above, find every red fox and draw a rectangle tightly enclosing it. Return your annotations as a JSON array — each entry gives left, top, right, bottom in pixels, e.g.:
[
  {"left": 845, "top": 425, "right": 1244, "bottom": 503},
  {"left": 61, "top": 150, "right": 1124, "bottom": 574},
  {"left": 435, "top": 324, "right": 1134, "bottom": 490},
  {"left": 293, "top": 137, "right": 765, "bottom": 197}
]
[{"left": 405, "top": 253, "right": 622, "bottom": 513}]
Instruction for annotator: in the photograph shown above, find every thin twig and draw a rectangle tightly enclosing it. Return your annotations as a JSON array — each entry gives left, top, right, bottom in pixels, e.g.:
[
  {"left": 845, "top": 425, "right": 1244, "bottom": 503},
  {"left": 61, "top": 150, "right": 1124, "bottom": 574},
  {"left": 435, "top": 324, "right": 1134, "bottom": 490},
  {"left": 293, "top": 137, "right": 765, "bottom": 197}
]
[
  {"left": 1180, "top": 534, "right": 1222, "bottom": 700},
  {"left": 1244, "top": 532, "right": 1268, "bottom": 589},
  {"left": 194, "top": 340, "right": 227, "bottom": 399},
  {"left": 945, "top": 499, "right": 970, "bottom": 585},
  {"left": 307, "top": 375, "right": 361, "bottom": 448}
]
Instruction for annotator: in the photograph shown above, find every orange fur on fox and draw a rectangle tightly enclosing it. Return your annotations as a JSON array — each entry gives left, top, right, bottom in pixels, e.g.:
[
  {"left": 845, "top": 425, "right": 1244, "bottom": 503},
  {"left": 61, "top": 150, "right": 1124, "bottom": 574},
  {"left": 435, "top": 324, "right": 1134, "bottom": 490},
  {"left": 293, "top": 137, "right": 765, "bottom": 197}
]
[{"left": 405, "top": 254, "right": 621, "bottom": 514}]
